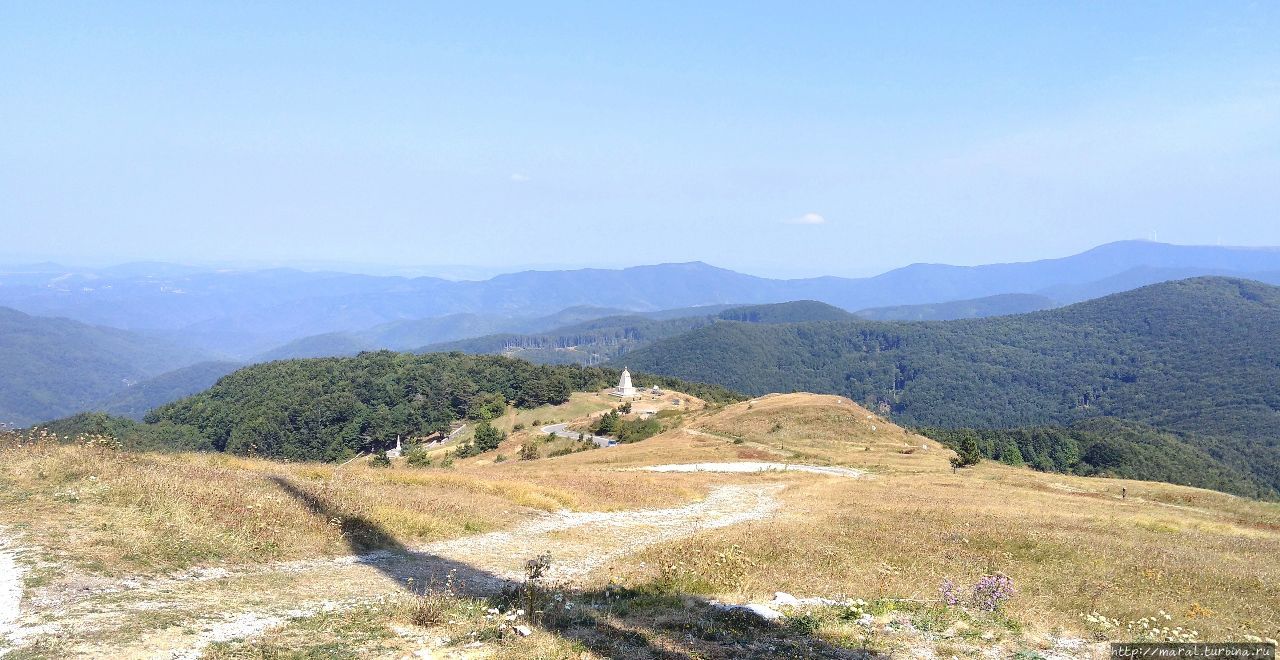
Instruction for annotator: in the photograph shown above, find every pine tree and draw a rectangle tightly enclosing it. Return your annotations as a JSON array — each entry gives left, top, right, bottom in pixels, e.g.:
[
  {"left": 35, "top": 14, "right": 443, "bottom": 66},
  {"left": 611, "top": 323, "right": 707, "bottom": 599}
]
[{"left": 950, "top": 431, "right": 982, "bottom": 469}]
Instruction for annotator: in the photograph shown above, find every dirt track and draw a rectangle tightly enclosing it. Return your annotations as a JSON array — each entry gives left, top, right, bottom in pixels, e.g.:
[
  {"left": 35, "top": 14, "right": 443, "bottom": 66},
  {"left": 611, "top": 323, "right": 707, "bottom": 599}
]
[{"left": 2, "top": 483, "right": 784, "bottom": 658}]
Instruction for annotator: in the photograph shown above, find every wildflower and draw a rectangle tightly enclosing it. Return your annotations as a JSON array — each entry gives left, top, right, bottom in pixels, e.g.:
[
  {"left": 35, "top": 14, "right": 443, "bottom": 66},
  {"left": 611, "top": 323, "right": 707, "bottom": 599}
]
[
  {"left": 940, "top": 578, "right": 960, "bottom": 606},
  {"left": 970, "top": 573, "right": 1015, "bottom": 612}
]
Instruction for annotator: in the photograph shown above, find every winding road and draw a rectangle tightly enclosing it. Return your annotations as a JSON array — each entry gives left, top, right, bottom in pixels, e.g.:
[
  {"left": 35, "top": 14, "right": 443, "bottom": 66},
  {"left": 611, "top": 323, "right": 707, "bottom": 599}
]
[{"left": 540, "top": 422, "right": 614, "bottom": 447}]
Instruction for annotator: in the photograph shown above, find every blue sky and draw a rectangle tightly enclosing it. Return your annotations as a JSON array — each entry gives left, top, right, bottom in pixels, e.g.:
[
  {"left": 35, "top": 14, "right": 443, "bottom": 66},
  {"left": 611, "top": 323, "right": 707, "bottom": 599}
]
[{"left": 1, "top": 2, "right": 1277, "bottom": 277}]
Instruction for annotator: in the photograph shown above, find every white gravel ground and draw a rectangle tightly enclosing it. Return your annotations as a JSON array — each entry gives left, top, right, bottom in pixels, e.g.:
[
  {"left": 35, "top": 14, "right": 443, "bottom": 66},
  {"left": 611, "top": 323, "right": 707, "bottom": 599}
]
[
  {"left": 0, "top": 530, "right": 24, "bottom": 648},
  {"left": 636, "top": 462, "right": 865, "bottom": 478}
]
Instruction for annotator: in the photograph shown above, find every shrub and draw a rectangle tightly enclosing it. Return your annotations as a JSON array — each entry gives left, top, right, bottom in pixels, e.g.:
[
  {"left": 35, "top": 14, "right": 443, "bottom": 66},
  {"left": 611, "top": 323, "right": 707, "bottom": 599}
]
[
  {"left": 405, "top": 449, "right": 433, "bottom": 468},
  {"left": 519, "top": 443, "right": 539, "bottom": 461},
  {"left": 368, "top": 451, "right": 392, "bottom": 468},
  {"left": 473, "top": 421, "right": 505, "bottom": 452},
  {"left": 549, "top": 446, "right": 578, "bottom": 457},
  {"left": 593, "top": 410, "right": 619, "bottom": 435},
  {"left": 616, "top": 417, "right": 661, "bottom": 443}
]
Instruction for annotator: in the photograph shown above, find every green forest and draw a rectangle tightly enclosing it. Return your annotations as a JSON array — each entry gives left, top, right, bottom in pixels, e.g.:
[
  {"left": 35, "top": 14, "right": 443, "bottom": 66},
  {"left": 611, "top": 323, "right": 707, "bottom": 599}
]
[
  {"left": 624, "top": 277, "right": 1280, "bottom": 497},
  {"left": 39, "top": 352, "right": 742, "bottom": 462},
  {"left": 422, "top": 300, "right": 855, "bottom": 366},
  {"left": 919, "top": 418, "right": 1277, "bottom": 499}
]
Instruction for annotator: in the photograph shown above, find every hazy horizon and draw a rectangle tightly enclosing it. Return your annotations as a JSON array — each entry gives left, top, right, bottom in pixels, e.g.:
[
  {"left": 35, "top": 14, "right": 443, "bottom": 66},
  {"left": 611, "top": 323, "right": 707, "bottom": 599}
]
[{"left": 3, "top": 238, "right": 1280, "bottom": 282}]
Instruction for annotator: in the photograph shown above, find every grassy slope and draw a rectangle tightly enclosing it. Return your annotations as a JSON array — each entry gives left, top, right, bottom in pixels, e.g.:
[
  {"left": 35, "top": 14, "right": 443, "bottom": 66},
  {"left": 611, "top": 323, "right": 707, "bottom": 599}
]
[
  {"left": 600, "top": 395, "right": 1279, "bottom": 639},
  {"left": 3, "top": 392, "right": 1277, "bottom": 656}
]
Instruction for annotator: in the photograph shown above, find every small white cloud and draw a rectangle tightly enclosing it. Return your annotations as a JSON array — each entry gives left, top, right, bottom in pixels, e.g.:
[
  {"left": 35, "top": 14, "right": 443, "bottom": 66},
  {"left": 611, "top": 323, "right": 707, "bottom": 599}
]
[
  {"left": 510, "top": 173, "right": 531, "bottom": 183},
  {"left": 784, "top": 212, "right": 826, "bottom": 225}
]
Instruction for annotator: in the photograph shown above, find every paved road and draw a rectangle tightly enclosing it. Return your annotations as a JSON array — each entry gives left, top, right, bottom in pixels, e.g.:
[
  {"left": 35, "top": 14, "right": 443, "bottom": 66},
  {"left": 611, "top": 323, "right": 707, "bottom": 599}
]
[{"left": 541, "top": 422, "right": 615, "bottom": 448}]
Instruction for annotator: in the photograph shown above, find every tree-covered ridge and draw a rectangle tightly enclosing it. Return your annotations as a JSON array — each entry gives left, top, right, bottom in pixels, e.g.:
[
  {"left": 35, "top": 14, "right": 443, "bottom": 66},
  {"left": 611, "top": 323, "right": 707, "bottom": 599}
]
[
  {"left": 421, "top": 315, "right": 715, "bottom": 365},
  {"left": 854, "top": 293, "right": 1056, "bottom": 321},
  {"left": 0, "top": 306, "right": 205, "bottom": 426},
  {"left": 95, "top": 360, "right": 243, "bottom": 420},
  {"left": 623, "top": 277, "right": 1280, "bottom": 496},
  {"left": 919, "top": 418, "right": 1277, "bottom": 500},
  {"left": 421, "top": 300, "right": 861, "bottom": 366},
  {"left": 717, "top": 300, "right": 853, "bottom": 323},
  {"left": 142, "top": 351, "right": 742, "bottom": 462}
]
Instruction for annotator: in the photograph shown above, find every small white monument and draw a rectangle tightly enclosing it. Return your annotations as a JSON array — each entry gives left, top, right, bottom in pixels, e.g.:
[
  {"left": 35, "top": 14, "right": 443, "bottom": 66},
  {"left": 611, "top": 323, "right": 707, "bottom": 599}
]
[{"left": 611, "top": 367, "right": 637, "bottom": 398}]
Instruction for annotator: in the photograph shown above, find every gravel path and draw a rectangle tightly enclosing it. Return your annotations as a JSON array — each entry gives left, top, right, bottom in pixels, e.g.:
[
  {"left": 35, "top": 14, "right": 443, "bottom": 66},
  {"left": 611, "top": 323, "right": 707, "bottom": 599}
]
[
  {"left": 637, "top": 462, "right": 865, "bottom": 478},
  {"left": 7, "top": 483, "right": 784, "bottom": 657}
]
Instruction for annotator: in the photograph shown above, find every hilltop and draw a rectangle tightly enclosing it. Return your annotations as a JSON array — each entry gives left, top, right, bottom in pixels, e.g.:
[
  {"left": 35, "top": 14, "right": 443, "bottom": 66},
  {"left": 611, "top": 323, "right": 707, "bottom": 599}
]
[
  {"left": 2, "top": 392, "right": 1276, "bottom": 658},
  {"left": 75, "top": 352, "right": 743, "bottom": 461}
]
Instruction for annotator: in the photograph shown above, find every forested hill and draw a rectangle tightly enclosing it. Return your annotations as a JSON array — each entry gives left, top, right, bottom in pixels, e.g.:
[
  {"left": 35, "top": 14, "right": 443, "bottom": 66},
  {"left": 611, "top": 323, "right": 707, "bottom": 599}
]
[
  {"left": 419, "top": 300, "right": 855, "bottom": 365},
  {"left": 854, "top": 293, "right": 1056, "bottom": 321},
  {"left": 919, "top": 419, "right": 1277, "bottom": 499},
  {"left": 717, "top": 301, "right": 854, "bottom": 323},
  {"left": 141, "top": 352, "right": 742, "bottom": 461},
  {"left": 94, "top": 361, "right": 243, "bottom": 420},
  {"left": 0, "top": 307, "right": 205, "bottom": 426},
  {"left": 623, "top": 277, "right": 1280, "bottom": 494}
]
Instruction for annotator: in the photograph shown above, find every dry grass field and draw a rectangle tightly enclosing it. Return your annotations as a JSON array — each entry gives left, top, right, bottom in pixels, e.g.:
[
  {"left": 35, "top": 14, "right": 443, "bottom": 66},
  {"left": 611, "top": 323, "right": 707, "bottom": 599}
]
[{"left": 2, "top": 392, "right": 1277, "bottom": 658}]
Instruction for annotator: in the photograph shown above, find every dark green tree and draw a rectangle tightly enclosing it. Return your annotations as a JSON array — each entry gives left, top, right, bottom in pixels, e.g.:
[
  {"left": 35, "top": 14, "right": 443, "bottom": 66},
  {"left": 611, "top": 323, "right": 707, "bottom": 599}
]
[
  {"left": 950, "top": 431, "right": 982, "bottom": 469},
  {"left": 472, "top": 421, "right": 505, "bottom": 453}
]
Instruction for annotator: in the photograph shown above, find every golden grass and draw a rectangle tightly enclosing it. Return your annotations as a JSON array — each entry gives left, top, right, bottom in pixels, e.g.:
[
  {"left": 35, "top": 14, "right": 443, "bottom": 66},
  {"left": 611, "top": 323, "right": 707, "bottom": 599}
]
[
  {"left": 614, "top": 453, "right": 1280, "bottom": 641},
  {"left": 5, "top": 391, "right": 1279, "bottom": 649},
  {"left": 0, "top": 435, "right": 713, "bottom": 583},
  {"left": 693, "top": 393, "right": 951, "bottom": 472},
  {"left": 0, "top": 444, "right": 554, "bottom": 576}
]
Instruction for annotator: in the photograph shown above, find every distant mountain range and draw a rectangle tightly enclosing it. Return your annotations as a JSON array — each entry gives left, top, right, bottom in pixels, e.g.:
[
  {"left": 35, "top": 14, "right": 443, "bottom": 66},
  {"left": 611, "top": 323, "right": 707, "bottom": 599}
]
[
  {"left": 13, "top": 270, "right": 1280, "bottom": 499},
  {"left": 4, "top": 241, "right": 1280, "bottom": 359},
  {"left": 7, "top": 240, "right": 1280, "bottom": 429},
  {"left": 258, "top": 304, "right": 728, "bottom": 361}
]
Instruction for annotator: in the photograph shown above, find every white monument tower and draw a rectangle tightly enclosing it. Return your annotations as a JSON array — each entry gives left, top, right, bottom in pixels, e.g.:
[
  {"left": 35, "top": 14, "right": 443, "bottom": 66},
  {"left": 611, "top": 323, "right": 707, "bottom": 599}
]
[{"left": 612, "top": 367, "right": 637, "bottom": 398}]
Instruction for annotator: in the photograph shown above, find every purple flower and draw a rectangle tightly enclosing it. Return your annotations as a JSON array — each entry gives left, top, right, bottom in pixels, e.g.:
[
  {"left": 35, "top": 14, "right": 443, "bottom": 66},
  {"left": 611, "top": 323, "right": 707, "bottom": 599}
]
[
  {"left": 971, "top": 573, "right": 1015, "bottom": 612},
  {"left": 940, "top": 578, "right": 960, "bottom": 606}
]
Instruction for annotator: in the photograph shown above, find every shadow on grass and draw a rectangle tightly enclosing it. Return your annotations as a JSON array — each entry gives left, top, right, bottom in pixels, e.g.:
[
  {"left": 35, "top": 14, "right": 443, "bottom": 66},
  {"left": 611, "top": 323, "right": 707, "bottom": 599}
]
[{"left": 269, "top": 474, "right": 877, "bottom": 659}]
